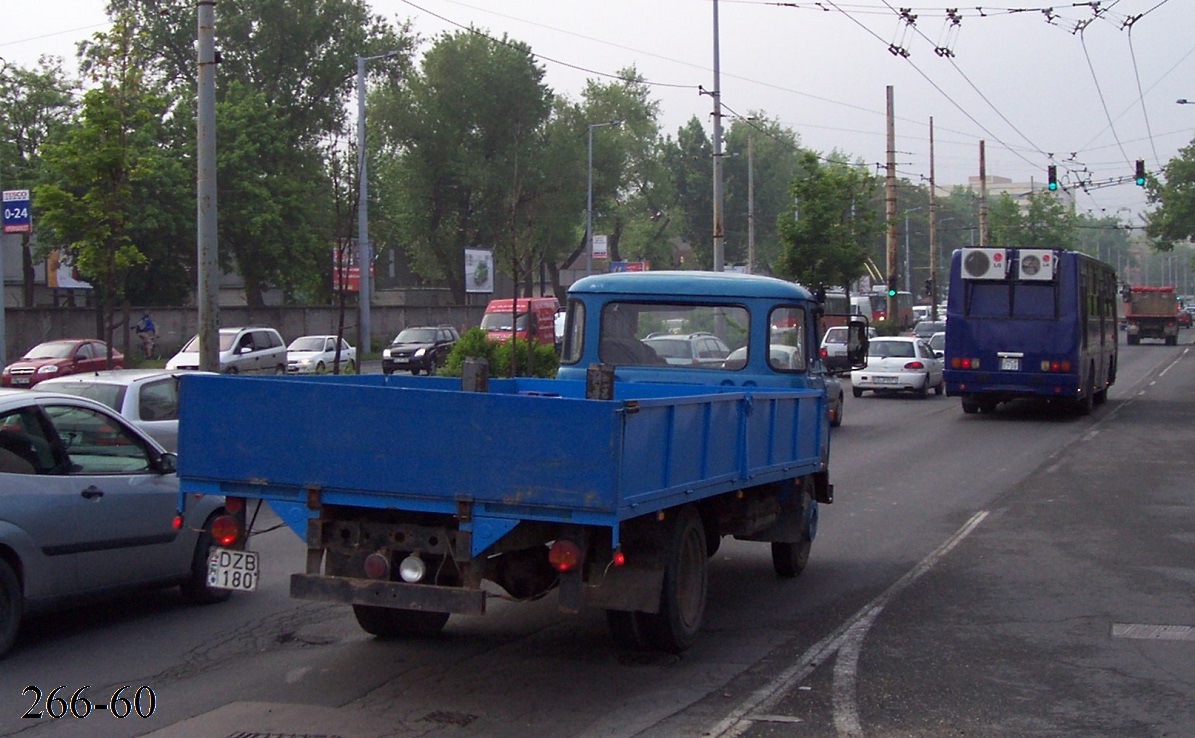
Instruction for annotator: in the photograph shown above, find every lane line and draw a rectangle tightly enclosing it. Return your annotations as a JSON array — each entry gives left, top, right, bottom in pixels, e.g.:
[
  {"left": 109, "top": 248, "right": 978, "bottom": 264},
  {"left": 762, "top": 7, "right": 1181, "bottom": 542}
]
[{"left": 706, "top": 511, "right": 989, "bottom": 738}]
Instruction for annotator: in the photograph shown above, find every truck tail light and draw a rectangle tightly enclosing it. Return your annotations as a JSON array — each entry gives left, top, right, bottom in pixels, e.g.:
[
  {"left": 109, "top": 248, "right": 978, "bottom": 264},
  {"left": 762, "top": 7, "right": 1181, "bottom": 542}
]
[
  {"left": 548, "top": 540, "right": 583, "bottom": 572},
  {"left": 365, "top": 552, "right": 392, "bottom": 580},
  {"left": 210, "top": 514, "right": 242, "bottom": 547}
]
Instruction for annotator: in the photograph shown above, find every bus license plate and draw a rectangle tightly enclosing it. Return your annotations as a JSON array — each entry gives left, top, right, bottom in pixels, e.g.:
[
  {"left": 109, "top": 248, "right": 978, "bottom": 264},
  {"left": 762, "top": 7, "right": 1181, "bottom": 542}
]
[
  {"left": 207, "top": 548, "right": 259, "bottom": 591},
  {"left": 1000, "top": 357, "right": 1020, "bottom": 371}
]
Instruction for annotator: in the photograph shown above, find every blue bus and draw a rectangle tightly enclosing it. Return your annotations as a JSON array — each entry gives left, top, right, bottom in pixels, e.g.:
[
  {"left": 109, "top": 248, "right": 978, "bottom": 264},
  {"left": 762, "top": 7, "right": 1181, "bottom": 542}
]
[{"left": 944, "top": 248, "right": 1118, "bottom": 415}]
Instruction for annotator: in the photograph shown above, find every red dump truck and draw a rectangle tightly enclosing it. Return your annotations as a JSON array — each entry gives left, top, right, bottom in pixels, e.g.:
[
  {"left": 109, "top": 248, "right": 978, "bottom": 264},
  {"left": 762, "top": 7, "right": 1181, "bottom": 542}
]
[{"left": 1123, "top": 285, "right": 1179, "bottom": 346}]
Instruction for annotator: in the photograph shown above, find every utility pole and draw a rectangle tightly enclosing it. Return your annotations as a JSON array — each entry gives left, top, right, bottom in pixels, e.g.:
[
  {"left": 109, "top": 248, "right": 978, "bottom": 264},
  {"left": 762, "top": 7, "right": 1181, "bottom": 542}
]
[
  {"left": 747, "top": 130, "right": 755, "bottom": 274},
  {"left": 978, "top": 140, "right": 988, "bottom": 247},
  {"left": 929, "top": 117, "right": 939, "bottom": 321},
  {"left": 710, "top": 0, "right": 725, "bottom": 273},
  {"left": 196, "top": 0, "right": 219, "bottom": 372},
  {"left": 885, "top": 85, "right": 898, "bottom": 322}
]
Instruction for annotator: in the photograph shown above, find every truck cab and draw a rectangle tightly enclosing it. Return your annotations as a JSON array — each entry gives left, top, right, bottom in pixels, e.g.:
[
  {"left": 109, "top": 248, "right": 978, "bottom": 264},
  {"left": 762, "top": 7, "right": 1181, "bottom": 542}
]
[{"left": 556, "top": 271, "right": 867, "bottom": 391}]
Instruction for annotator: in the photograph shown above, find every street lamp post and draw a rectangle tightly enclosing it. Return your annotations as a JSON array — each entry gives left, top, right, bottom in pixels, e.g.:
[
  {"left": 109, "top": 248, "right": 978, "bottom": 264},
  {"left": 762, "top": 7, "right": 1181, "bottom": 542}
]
[
  {"left": 356, "top": 50, "right": 400, "bottom": 358},
  {"left": 586, "top": 120, "right": 621, "bottom": 277}
]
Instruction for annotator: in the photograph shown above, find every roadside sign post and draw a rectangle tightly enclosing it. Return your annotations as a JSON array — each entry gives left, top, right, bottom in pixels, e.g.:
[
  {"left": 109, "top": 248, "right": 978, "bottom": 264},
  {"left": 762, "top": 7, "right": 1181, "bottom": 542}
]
[{"left": 1, "top": 189, "right": 32, "bottom": 368}]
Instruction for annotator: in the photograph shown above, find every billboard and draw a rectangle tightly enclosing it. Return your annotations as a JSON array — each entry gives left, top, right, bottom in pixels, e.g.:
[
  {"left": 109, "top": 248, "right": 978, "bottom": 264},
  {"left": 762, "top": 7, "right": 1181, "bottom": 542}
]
[{"left": 465, "top": 248, "right": 493, "bottom": 293}]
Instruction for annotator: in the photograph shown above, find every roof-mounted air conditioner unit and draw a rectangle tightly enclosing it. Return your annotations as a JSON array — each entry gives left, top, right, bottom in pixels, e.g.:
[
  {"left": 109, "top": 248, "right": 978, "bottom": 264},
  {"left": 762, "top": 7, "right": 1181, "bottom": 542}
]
[
  {"left": 960, "top": 248, "right": 1008, "bottom": 280},
  {"left": 1017, "top": 249, "right": 1056, "bottom": 281}
]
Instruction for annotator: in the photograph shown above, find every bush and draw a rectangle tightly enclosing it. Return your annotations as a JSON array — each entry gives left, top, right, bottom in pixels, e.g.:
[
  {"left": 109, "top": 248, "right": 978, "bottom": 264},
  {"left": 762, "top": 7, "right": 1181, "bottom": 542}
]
[
  {"left": 440, "top": 328, "right": 558, "bottom": 378},
  {"left": 872, "top": 319, "right": 902, "bottom": 336}
]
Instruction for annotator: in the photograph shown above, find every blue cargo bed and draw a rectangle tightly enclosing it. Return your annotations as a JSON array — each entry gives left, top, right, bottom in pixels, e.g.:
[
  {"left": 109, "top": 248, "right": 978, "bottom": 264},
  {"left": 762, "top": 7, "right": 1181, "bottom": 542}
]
[{"left": 177, "top": 373, "right": 826, "bottom": 554}]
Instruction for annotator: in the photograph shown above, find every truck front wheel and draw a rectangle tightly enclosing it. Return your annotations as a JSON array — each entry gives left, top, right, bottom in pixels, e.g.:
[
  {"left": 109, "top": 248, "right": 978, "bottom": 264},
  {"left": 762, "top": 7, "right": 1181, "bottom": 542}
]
[
  {"left": 352, "top": 605, "right": 449, "bottom": 637},
  {"left": 642, "top": 505, "right": 707, "bottom": 653}
]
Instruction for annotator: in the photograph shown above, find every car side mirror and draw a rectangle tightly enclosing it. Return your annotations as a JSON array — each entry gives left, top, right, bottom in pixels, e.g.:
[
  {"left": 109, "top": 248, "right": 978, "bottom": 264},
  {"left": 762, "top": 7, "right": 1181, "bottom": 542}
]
[{"left": 157, "top": 451, "right": 178, "bottom": 474}]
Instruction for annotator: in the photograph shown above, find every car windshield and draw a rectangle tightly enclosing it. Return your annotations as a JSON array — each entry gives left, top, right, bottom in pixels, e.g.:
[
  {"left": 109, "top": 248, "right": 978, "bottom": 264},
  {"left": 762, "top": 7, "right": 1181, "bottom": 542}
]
[
  {"left": 395, "top": 328, "right": 437, "bottom": 343},
  {"left": 823, "top": 328, "right": 847, "bottom": 344},
  {"left": 180, "top": 334, "right": 238, "bottom": 352},
  {"left": 25, "top": 342, "right": 75, "bottom": 359},
  {"left": 869, "top": 339, "right": 915, "bottom": 358},
  {"left": 289, "top": 337, "right": 328, "bottom": 351},
  {"left": 480, "top": 313, "right": 527, "bottom": 331},
  {"left": 39, "top": 382, "right": 127, "bottom": 412}
]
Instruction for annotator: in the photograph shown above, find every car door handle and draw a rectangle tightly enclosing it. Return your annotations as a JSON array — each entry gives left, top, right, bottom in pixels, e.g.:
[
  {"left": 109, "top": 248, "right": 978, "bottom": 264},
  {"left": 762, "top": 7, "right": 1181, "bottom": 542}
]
[{"left": 80, "top": 486, "right": 104, "bottom": 500}]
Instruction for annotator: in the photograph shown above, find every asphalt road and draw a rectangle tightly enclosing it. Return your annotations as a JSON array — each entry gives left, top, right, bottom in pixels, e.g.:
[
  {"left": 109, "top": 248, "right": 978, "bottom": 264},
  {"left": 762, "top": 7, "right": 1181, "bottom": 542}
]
[{"left": 2, "top": 333, "right": 1192, "bottom": 738}]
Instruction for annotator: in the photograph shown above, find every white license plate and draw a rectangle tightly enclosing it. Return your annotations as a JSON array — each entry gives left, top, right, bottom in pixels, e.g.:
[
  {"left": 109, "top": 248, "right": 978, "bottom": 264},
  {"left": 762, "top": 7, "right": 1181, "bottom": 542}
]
[
  {"left": 207, "top": 548, "right": 259, "bottom": 591},
  {"left": 11, "top": 377, "right": 29, "bottom": 386},
  {"left": 1000, "top": 357, "right": 1021, "bottom": 371},
  {"left": 874, "top": 376, "right": 898, "bottom": 384}
]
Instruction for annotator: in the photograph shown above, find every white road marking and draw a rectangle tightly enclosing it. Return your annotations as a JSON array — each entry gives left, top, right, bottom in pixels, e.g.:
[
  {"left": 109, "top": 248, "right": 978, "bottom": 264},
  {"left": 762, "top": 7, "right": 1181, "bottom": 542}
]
[
  {"left": 1112, "top": 623, "right": 1195, "bottom": 641},
  {"left": 707, "top": 511, "right": 989, "bottom": 738}
]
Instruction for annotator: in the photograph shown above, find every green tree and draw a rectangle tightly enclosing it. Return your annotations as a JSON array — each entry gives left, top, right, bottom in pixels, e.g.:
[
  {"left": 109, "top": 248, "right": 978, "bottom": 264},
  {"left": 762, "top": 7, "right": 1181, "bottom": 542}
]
[
  {"left": 374, "top": 31, "right": 553, "bottom": 303},
  {"left": 0, "top": 57, "right": 78, "bottom": 306},
  {"left": 774, "top": 151, "right": 882, "bottom": 290},
  {"left": 987, "top": 190, "right": 1076, "bottom": 249},
  {"left": 35, "top": 18, "right": 182, "bottom": 354},
  {"left": 661, "top": 118, "right": 714, "bottom": 268},
  {"left": 723, "top": 115, "right": 803, "bottom": 272},
  {"left": 1144, "top": 138, "right": 1195, "bottom": 249}
]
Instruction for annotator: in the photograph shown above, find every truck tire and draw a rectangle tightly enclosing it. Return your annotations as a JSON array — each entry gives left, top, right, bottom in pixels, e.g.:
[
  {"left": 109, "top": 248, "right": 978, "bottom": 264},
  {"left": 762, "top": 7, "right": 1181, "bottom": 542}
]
[
  {"left": 961, "top": 397, "right": 979, "bottom": 414},
  {"left": 642, "top": 505, "right": 707, "bottom": 653},
  {"left": 180, "top": 516, "right": 233, "bottom": 605},
  {"left": 772, "top": 483, "right": 816, "bottom": 578},
  {"left": 0, "top": 559, "right": 20, "bottom": 659},
  {"left": 352, "top": 605, "right": 449, "bottom": 638}
]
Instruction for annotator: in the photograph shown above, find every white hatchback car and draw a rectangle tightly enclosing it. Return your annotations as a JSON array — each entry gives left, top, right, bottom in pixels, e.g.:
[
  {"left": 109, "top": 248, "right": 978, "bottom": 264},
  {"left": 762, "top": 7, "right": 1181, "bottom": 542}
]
[
  {"left": 851, "top": 336, "right": 944, "bottom": 398},
  {"left": 166, "top": 327, "right": 287, "bottom": 375},
  {"left": 286, "top": 335, "right": 357, "bottom": 374}
]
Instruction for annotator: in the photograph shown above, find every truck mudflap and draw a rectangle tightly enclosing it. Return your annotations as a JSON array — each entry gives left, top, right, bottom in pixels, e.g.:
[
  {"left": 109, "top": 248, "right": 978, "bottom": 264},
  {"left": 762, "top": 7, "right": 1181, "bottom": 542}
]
[{"left": 290, "top": 574, "right": 486, "bottom": 615}]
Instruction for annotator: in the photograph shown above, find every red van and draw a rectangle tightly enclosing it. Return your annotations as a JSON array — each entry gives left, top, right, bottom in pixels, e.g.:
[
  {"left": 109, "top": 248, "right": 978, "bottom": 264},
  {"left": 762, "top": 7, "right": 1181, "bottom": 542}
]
[{"left": 480, "top": 296, "right": 560, "bottom": 347}]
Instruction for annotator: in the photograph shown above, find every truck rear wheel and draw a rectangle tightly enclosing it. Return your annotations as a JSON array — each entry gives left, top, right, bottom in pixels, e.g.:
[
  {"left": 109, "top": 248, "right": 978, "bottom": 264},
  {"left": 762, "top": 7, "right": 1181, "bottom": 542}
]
[
  {"left": 772, "top": 484, "right": 816, "bottom": 578},
  {"left": 642, "top": 505, "right": 707, "bottom": 653},
  {"left": 606, "top": 610, "right": 650, "bottom": 650},
  {"left": 352, "top": 605, "right": 449, "bottom": 638}
]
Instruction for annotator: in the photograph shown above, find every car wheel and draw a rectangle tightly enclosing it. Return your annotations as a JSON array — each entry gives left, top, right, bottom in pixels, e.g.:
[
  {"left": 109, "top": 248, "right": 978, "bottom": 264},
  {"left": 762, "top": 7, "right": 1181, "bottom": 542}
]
[
  {"left": 830, "top": 393, "right": 844, "bottom": 428},
  {"left": 852, "top": 387, "right": 863, "bottom": 398},
  {"left": 917, "top": 378, "right": 929, "bottom": 398},
  {"left": 934, "top": 377, "right": 945, "bottom": 395},
  {"left": 410, "top": 367, "right": 420, "bottom": 376},
  {"left": 180, "top": 517, "right": 233, "bottom": 605},
  {"left": 383, "top": 368, "right": 393, "bottom": 376},
  {"left": 346, "top": 359, "right": 356, "bottom": 374},
  {"left": 275, "top": 364, "right": 286, "bottom": 374},
  {"left": 0, "top": 559, "right": 21, "bottom": 659},
  {"left": 224, "top": 366, "right": 238, "bottom": 375},
  {"left": 315, "top": 361, "right": 326, "bottom": 374}
]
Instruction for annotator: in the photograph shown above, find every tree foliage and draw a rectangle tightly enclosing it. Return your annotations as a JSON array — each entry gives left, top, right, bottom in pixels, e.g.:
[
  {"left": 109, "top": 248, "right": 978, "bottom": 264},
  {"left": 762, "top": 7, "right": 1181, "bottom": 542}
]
[
  {"left": 774, "top": 151, "right": 882, "bottom": 290},
  {"left": 1145, "top": 137, "right": 1195, "bottom": 249}
]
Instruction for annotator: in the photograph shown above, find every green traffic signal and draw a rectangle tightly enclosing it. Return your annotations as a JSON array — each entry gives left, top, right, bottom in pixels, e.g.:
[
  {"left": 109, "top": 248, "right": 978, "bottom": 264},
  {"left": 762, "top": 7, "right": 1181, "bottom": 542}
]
[
  {"left": 1047, "top": 164, "right": 1058, "bottom": 191},
  {"left": 1135, "top": 159, "right": 1146, "bottom": 186},
  {"left": 887, "top": 287, "right": 897, "bottom": 298}
]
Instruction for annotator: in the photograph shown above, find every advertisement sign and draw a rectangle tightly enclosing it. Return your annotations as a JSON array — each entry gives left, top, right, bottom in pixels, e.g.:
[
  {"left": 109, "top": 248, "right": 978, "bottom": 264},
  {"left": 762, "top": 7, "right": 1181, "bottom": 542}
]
[
  {"left": 609, "top": 260, "right": 651, "bottom": 273},
  {"left": 3, "top": 190, "right": 31, "bottom": 234},
  {"left": 465, "top": 248, "right": 494, "bottom": 293},
  {"left": 592, "top": 234, "right": 608, "bottom": 260},
  {"left": 331, "top": 242, "right": 371, "bottom": 292}
]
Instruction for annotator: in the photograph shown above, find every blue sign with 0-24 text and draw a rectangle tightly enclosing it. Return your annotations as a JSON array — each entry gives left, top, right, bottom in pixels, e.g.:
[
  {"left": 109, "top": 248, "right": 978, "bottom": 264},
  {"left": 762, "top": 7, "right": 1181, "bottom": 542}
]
[{"left": 3, "top": 190, "right": 31, "bottom": 234}]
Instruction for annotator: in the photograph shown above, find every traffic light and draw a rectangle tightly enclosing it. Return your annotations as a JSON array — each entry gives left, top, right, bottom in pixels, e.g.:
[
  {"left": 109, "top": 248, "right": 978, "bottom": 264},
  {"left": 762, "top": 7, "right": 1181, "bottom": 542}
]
[
  {"left": 1047, "top": 165, "right": 1058, "bottom": 191},
  {"left": 887, "top": 273, "right": 898, "bottom": 298},
  {"left": 924, "top": 278, "right": 933, "bottom": 295},
  {"left": 1135, "top": 159, "right": 1146, "bottom": 186}
]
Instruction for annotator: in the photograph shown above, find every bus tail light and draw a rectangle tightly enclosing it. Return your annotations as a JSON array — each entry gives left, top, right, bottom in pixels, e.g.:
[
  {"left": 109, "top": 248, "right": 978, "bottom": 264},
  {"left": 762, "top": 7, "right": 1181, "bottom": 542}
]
[
  {"left": 951, "top": 357, "right": 980, "bottom": 370},
  {"left": 1039, "top": 360, "right": 1072, "bottom": 372}
]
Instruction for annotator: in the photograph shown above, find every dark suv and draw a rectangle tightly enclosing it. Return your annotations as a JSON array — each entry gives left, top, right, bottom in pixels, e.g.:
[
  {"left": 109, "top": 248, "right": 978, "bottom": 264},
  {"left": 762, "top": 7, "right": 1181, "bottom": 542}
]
[{"left": 382, "top": 326, "right": 460, "bottom": 375}]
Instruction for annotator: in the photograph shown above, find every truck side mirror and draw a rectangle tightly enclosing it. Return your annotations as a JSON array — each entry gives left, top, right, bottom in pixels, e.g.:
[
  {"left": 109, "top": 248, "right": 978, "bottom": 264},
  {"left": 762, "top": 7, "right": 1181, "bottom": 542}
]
[{"left": 847, "top": 317, "right": 870, "bottom": 370}]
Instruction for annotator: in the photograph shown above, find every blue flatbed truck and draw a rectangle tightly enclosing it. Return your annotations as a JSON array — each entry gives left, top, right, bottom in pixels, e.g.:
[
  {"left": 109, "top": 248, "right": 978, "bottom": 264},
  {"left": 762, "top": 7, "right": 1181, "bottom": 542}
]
[{"left": 177, "top": 272, "right": 866, "bottom": 652}]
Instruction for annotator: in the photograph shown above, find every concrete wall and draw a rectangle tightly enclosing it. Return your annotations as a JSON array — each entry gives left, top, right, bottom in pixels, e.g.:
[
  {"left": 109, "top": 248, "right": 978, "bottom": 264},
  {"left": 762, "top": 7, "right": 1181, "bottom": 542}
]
[{"left": 3, "top": 304, "right": 486, "bottom": 361}]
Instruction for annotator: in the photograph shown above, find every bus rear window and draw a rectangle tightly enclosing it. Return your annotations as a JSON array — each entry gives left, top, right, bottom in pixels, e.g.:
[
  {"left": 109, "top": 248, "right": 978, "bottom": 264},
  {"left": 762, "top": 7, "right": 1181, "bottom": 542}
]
[{"left": 967, "top": 282, "right": 1056, "bottom": 319}]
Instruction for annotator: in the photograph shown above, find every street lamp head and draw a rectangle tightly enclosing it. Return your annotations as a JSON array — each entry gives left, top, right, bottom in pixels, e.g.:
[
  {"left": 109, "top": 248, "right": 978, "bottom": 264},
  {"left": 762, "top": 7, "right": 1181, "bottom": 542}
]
[{"left": 1178, "top": 98, "right": 1191, "bottom": 105}]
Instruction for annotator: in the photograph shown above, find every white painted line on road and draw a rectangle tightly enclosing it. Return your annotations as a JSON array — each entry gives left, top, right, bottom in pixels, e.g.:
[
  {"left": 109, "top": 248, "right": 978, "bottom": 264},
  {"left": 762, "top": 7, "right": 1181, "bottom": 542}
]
[
  {"left": 1082, "top": 429, "right": 1100, "bottom": 442},
  {"left": 706, "top": 511, "right": 989, "bottom": 738},
  {"left": 1112, "top": 623, "right": 1195, "bottom": 641},
  {"left": 753, "top": 714, "right": 805, "bottom": 723}
]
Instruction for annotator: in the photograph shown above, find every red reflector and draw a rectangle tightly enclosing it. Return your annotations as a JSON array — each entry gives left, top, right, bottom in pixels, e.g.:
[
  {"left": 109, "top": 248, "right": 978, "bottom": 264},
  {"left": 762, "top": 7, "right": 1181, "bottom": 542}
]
[
  {"left": 210, "top": 514, "right": 241, "bottom": 547},
  {"left": 172, "top": 515, "right": 183, "bottom": 531},
  {"left": 363, "top": 552, "right": 390, "bottom": 580},
  {"left": 613, "top": 550, "right": 626, "bottom": 567},
  {"left": 548, "top": 540, "right": 583, "bottom": 572},
  {"left": 820, "top": 348, "right": 828, "bottom": 359}
]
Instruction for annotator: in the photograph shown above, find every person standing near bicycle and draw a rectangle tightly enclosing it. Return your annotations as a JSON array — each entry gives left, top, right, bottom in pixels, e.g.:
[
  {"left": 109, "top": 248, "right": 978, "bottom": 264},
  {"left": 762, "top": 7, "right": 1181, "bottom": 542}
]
[{"left": 134, "top": 312, "right": 158, "bottom": 359}]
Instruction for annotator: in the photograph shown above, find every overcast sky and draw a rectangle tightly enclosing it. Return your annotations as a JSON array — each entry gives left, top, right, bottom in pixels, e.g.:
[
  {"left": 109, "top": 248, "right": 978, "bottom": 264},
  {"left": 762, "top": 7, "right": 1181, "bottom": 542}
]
[{"left": 4, "top": 0, "right": 1192, "bottom": 228}]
